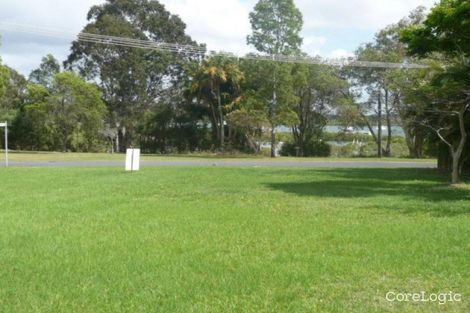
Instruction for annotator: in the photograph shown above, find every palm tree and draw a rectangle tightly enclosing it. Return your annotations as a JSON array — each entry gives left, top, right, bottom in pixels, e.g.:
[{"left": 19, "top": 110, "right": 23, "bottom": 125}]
[{"left": 192, "top": 56, "right": 243, "bottom": 148}]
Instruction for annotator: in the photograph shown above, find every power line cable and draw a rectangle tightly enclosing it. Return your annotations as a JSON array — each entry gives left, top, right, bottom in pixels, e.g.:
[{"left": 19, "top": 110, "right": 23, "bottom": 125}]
[{"left": 0, "top": 22, "right": 429, "bottom": 69}]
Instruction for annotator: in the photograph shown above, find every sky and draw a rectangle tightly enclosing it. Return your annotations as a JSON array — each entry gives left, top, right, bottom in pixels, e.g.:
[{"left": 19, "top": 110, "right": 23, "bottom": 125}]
[{"left": 0, "top": 0, "right": 436, "bottom": 76}]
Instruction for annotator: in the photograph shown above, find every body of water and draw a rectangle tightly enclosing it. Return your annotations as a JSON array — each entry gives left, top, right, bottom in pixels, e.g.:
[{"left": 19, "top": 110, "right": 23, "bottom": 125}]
[{"left": 277, "top": 125, "right": 405, "bottom": 137}]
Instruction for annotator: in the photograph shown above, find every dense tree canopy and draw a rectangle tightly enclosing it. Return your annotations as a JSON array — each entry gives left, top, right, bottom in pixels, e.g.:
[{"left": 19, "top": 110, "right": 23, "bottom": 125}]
[
  {"left": 401, "top": 0, "right": 470, "bottom": 183},
  {"left": 66, "top": 0, "right": 201, "bottom": 151},
  {"left": 16, "top": 72, "right": 107, "bottom": 152},
  {"left": 0, "top": 40, "right": 9, "bottom": 103},
  {"left": 192, "top": 56, "right": 244, "bottom": 148}
]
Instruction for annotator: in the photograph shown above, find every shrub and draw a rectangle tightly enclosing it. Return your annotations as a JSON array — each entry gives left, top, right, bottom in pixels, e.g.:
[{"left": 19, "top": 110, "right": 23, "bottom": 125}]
[{"left": 280, "top": 141, "right": 331, "bottom": 157}]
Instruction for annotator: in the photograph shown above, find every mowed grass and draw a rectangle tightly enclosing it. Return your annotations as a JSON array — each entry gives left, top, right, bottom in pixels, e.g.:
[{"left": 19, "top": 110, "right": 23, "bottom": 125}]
[
  {"left": 0, "top": 167, "right": 468, "bottom": 313},
  {"left": 3, "top": 151, "right": 436, "bottom": 163}
]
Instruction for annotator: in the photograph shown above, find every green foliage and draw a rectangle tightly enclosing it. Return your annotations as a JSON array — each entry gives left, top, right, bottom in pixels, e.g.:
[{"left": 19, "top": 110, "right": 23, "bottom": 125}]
[
  {"left": 29, "top": 54, "right": 61, "bottom": 88},
  {"left": 345, "top": 6, "right": 429, "bottom": 158},
  {"left": 139, "top": 104, "right": 211, "bottom": 154},
  {"left": 66, "top": 0, "right": 200, "bottom": 150},
  {"left": 401, "top": 0, "right": 470, "bottom": 182},
  {"left": 0, "top": 38, "right": 10, "bottom": 106},
  {"left": 0, "top": 65, "right": 8, "bottom": 100},
  {"left": 401, "top": 0, "right": 470, "bottom": 59},
  {"left": 401, "top": 0, "right": 469, "bottom": 100},
  {"left": 227, "top": 90, "right": 268, "bottom": 152},
  {"left": 50, "top": 72, "right": 107, "bottom": 151},
  {"left": 15, "top": 84, "right": 52, "bottom": 150},
  {"left": 0, "top": 66, "right": 17, "bottom": 122},
  {"left": 330, "top": 139, "right": 410, "bottom": 158},
  {"left": 292, "top": 64, "right": 349, "bottom": 156},
  {"left": 16, "top": 72, "right": 107, "bottom": 152},
  {"left": 240, "top": 59, "right": 298, "bottom": 127},
  {"left": 246, "top": 0, "right": 303, "bottom": 156},
  {"left": 247, "top": 0, "right": 303, "bottom": 55},
  {"left": 191, "top": 56, "right": 244, "bottom": 148},
  {"left": 280, "top": 140, "right": 331, "bottom": 157}
]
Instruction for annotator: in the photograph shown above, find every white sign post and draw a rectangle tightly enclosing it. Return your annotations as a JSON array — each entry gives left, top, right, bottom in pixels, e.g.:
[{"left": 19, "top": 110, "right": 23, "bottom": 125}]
[
  {"left": 125, "top": 148, "right": 140, "bottom": 172},
  {"left": 0, "top": 122, "right": 7, "bottom": 168}
]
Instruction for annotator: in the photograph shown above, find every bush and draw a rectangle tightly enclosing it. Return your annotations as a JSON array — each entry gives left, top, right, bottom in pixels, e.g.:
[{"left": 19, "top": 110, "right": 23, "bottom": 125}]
[{"left": 280, "top": 141, "right": 331, "bottom": 157}]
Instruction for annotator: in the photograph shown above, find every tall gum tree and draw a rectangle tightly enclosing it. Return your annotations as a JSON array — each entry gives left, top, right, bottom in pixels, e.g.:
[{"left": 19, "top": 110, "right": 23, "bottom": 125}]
[
  {"left": 66, "top": 0, "right": 202, "bottom": 152},
  {"left": 247, "top": 0, "right": 303, "bottom": 157}
]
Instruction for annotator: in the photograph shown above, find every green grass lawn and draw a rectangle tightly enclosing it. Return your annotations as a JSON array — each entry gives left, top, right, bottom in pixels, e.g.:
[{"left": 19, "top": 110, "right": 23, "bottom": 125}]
[
  {"left": 0, "top": 167, "right": 468, "bottom": 312},
  {"left": 2, "top": 151, "right": 436, "bottom": 163}
]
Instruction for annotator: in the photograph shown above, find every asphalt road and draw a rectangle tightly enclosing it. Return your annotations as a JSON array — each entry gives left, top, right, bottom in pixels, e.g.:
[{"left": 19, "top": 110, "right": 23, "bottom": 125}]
[{"left": 7, "top": 160, "right": 436, "bottom": 168}]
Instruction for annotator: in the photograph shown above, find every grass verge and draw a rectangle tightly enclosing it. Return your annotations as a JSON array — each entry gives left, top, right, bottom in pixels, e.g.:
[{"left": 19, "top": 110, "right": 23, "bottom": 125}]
[
  {"left": 2, "top": 151, "right": 436, "bottom": 163},
  {"left": 0, "top": 167, "right": 467, "bottom": 312}
]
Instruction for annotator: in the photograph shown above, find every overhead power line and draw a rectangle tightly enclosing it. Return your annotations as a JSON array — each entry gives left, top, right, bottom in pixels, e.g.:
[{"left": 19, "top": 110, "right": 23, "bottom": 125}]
[{"left": 0, "top": 22, "right": 429, "bottom": 69}]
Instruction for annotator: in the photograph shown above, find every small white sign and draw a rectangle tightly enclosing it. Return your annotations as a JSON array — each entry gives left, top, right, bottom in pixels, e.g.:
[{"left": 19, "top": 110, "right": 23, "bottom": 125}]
[
  {"left": 125, "top": 149, "right": 141, "bottom": 171},
  {"left": 0, "top": 123, "right": 6, "bottom": 127}
]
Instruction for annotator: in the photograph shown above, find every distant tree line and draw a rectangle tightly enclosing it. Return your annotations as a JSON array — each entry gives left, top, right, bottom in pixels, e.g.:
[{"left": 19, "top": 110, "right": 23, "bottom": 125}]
[{"left": 0, "top": 0, "right": 468, "bottom": 183}]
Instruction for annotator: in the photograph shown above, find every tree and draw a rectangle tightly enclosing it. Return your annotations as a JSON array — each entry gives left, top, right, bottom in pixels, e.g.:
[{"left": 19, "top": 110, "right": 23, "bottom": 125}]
[
  {"left": 247, "top": 0, "right": 303, "bottom": 157},
  {"left": 227, "top": 91, "right": 268, "bottom": 153},
  {"left": 66, "top": 0, "right": 201, "bottom": 152},
  {"left": 0, "top": 38, "right": 9, "bottom": 102},
  {"left": 19, "top": 84, "right": 52, "bottom": 150},
  {"left": 292, "top": 64, "right": 349, "bottom": 156},
  {"left": 348, "top": 7, "right": 428, "bottom": 158},
  {"left": 401, "top": 0, "right": 470, "bottom": 184},
  {"left": 0, "top": 67, "right": 31, "bottom": 149},
  {"left": 51, "top": 72, "right": 107, "bottom": 151},
  {"left": 247, "top": 0, "right": 303, "bottom": 56},
  {"left": 29, "top": 54, "right": 61, "bottom": 89},
  {"left": 191, "top": 56, "right": 244, "bottom": 149},
  {"left": 240, "top": 58, "right": 298, "bottom": 155},
  {"left": 0, "top": 66, "right": 23, "bottom": 123},
  {"left": 25, "top": 72, "right": 107, "bottom": 152},
  {"left": 376, "top": 7, "right": 429, "bottom": 158},
  {"left": 139, "top": 78, "right": 212, "bottom": 154}
]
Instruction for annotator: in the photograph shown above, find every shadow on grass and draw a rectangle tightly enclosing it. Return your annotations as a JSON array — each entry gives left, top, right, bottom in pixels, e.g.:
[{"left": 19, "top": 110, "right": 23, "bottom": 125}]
[{"left": 265, "top": 168, "right": 470, "bottom": 217}]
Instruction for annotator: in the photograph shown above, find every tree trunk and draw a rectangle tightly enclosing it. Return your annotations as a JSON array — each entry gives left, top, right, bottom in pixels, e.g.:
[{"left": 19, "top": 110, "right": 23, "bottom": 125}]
[
  {"left": 62, "top": 132, "right": 68, "bottom": 152},
  {"left": 217, "top": 87, "right": 224, "bottom": 149},
  {"left": 363, "top": 115, "right": 378, "bottom": 144},
  {"left": 118, "top": 127, "right": 130, "bottom": 152},
  {"left": 377, "top": 91, "right": 382, "bottom": 158},
  {"left": 451, "top": 153, "right": 461, "bottom": 184},
  {"left": 384, "top": 90, "right": 392, "bottom": 157},
  {"left": 271, "top": 124, "right": 276, "bottom": 158},
  {"left": 449, "top": 104, "right": 468, "bottom": 184},
  {"left": 270, "top": 88, "right": 277, "bottom": 158},
  {"left": 437, "top": 104, "right": 470, "bottom": 184}
]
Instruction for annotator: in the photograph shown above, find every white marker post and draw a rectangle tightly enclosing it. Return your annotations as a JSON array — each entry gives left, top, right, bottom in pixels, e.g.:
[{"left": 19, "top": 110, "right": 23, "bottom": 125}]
[
  {"left": 125, "top": 148, "right": 140, "bottom": 172},
  {"left": 0, "top": 122, "right": 7, "bottom": 167}
]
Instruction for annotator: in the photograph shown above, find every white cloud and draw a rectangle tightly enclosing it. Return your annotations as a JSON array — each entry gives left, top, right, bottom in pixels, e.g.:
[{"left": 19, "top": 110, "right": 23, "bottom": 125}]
[
  {"left": 161, "top": 0, "right": 254, "bottom": 55},
  {"left": 329, "top": 49, "right": 354, "bottom": 59},
  {"left": 296, "top": 0, "right": 436, "bottom": 30},
  {"left": 302, "top": 36, "right": 326, "bottom": 56},
  {"left": 0, "top": 0, "right": 105, "bottom": 32},
  {"left": 0, "top": 0, "right": 105, "bottom": 74}
]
